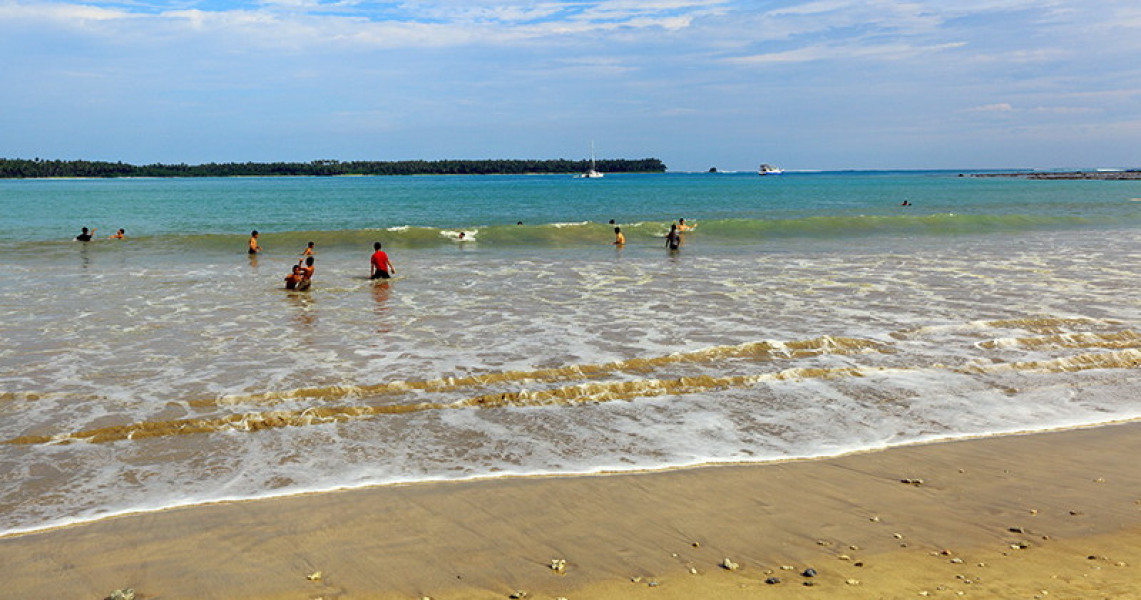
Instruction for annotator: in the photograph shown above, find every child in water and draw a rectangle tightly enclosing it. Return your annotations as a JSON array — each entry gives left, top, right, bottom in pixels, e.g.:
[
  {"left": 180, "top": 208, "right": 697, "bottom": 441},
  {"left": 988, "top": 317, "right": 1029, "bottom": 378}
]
[{"left": 284, "top": 264, "right": 303, "bottom": 290}]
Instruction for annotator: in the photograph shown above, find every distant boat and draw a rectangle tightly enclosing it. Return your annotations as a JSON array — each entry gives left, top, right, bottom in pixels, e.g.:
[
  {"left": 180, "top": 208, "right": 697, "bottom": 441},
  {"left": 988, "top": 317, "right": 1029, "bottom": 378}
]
[
  {"left": 758, "top": 163, "right": 783, "bottom": 175},
  {"left": 580, "top": 142, "right": 604, "bottom": 178}
]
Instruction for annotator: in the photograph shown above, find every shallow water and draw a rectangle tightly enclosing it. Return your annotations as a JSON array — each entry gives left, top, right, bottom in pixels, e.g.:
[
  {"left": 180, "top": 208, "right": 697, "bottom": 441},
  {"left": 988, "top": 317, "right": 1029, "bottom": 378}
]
[{"left": 3, "top": 172, "right": 1141, "bottom": 534}]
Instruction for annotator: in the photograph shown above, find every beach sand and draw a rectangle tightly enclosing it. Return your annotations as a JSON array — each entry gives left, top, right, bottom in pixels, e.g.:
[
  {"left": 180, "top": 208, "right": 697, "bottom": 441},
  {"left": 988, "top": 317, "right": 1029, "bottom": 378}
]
[{"left": 5, "top": 423, "right": 1141, "bottom": 600}]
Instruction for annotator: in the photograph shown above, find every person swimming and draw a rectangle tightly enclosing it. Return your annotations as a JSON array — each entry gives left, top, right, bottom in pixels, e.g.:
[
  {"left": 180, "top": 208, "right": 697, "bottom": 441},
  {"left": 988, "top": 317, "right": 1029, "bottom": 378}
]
[{"left": 109, "top": 228, "right": 125, "bottom": 239}]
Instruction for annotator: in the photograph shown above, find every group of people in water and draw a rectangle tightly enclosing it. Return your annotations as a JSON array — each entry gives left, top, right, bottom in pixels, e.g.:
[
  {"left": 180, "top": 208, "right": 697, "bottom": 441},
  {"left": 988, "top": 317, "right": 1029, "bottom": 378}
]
[
  {"left": 247, "top": 230, "right": 397, "bottom": 291},
  {"left": 613, "top": 217, "right": 695, "bottom": 250},
  {"left": 78, "top": 218, "right": 693, "bottom": 292},
  {"left": 75, "top": 227, "right": 126, "bottom": 241}
]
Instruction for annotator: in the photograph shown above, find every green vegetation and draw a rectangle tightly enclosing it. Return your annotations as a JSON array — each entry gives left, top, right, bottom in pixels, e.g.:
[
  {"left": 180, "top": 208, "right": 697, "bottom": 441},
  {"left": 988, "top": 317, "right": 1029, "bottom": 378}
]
[{"left": 0, "top": 158, "right": 667, "bottom": 178}]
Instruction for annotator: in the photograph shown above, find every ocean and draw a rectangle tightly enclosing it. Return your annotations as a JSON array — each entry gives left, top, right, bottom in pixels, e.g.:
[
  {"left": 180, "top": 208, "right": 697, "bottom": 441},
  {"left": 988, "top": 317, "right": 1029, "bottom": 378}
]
[{"left": 3, "top": 171, "right": 1141, "bottom": 535}]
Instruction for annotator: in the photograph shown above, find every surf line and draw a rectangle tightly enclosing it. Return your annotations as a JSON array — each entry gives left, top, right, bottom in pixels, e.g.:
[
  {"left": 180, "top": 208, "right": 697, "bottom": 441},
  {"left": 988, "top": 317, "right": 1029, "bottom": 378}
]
[
  {"left": 4, "top": 366, "right": 872, "bottom": 445},
  {"left": 9, "top": 346, "right": 1141, "bottom": 446},
  {"left": 185, "top": 335, "right": 892, "bottom": 409}
]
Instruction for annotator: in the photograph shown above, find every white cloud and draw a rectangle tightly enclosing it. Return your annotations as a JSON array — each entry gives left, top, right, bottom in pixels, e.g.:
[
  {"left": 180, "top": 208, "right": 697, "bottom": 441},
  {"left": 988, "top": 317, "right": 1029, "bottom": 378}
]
[{"left": 967, "top": 103, "right": 1014, "bottom": 112}]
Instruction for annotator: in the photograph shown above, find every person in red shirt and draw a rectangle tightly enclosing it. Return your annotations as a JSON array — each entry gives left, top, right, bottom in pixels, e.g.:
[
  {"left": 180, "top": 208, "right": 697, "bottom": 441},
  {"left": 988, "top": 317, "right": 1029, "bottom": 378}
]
[{"left": 370, "top": 242, "right": 395, "bottom": 279}]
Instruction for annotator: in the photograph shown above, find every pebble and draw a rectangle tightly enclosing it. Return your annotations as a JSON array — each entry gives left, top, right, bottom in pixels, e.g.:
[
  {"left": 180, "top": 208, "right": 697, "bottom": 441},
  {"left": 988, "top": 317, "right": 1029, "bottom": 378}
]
[
  {"left": 509, "top": 591, "right": 527, "bottom": 599},
  {"left": 817, "top": 539, "right": 832, "bottom": 546},
  {"left": 306, "top": 571, "right": 323, "bottom": 581},
  {"left": 689, "top": 567, "right": 698, "bottom": 575},
  {"left": 870, "top": 515, "right": 881, "bottom": 522},
  {"left": 692, "top": 541, "right": 701, "bottom": 548},
  {"left": 550, "top": 559, "right": 567, "bottom": 574},
  {"left": 950, "top": 558, "right": 964, "bottom": 564},
  {"left": 780, "top": 565, "right": 795, "bottom": 571},
  {"left": 838, "top": 554, "right": 851, "bottom": 561},
  {"left": 765, "top": 577, "right": 782, "bottom": 584},
  {"left": 901, "top": 478, "right": 925, "bottom": 486},
  {"left": 1009, "top": 526, "right": 1026, "bottom": 534},
  {"left": 721, "top": 558, "right": 740, "bottom": 571},
  {"left": 893, "top": 533, "right": 905, "bottom": 539},
  {"left": 1030, "top": 508, "right": 1038, "bottom": 515},
  {"left": 846, "top": 578, "right": 861, "bottom": 585},
  {"left": 802, "top": 568, "right": 818, "bottom": 578},
  {"left": 647, "top": 581, "right": 660, "bottom": 587},
  {"left": 106, "top": 589, "right": 135, "bottom": 600}
]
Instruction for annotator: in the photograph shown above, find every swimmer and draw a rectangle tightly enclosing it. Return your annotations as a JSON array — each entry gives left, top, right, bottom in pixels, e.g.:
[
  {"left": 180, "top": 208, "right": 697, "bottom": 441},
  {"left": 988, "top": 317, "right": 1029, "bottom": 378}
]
[
  {"left": 75, "top": 227, "right": 96, "bottom": 241},
  {"left": 248, "top": 230, "right": 262, "bottom": 255},
  {"left": 370, "top": 242, "right": 395, "bottom": 279},
  {"left": 109, "top": 228, "right": 125, "bottom": 239},
  {"left": 613, "top": 227, "right": 626, "bottom": 246},
  {"left": 666, "top": 223, "right": 680, "bottom": 250},
  {"left": 458, "top": 232, "right": 465, "bottom": 240},
  {"left": 677, "top": 218, "right": 696, "bottom": 232},
  {"left": 302, "top": 241, "right": 315, "bottom": 256}
]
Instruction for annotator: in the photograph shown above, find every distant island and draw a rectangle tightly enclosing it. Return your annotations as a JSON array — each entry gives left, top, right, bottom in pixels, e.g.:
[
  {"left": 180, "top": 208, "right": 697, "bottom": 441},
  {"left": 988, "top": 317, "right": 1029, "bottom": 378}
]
[
  {"left": 0, "top": 158, "right": 667, "bottom": 178},
  {"left": 966, "top": 170, "right": 1141, "bottom": 180}
]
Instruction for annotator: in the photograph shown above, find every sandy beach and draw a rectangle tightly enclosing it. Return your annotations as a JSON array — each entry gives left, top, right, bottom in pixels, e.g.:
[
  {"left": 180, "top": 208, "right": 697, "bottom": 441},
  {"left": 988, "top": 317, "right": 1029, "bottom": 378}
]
[{"left": 3, "top": 422, "right": 1141, "bottom": 599}]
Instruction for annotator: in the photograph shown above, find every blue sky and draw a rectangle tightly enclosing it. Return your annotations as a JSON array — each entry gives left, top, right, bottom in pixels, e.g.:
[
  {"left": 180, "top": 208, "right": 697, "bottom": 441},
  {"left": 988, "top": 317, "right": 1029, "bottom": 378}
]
[{"left": 2, "top": 0, "right": 1139, "bottom": 171}]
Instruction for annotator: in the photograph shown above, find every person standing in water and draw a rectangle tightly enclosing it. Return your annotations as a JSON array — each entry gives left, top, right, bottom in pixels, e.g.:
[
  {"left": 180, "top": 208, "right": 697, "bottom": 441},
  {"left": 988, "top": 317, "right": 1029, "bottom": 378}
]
[
  {"left": 75, "top": 227, "right": 96, "bottom": 241},
  {"left": 677, "top": 218, "right": 696, "bottom": 232},
  {"left": 370, "top": 242, "right": 395, "bottom": 279},
  {"left": 297, "top": 256, "right": 315, "bottom": 290},
  {"left": 284, "top": 264, "right": 303, "bottom": 290},
  {"left": 302, "top": 241, "right": 315, "bottom": 256},
  {"left": 665, "top": 223, "right": 680, "bottom": 250},
  {"left": 248, "top": 231, "right": 262, "bottom": 255},
  {"left": 613, "top": 227, "right": 626, "bottom": 246}
]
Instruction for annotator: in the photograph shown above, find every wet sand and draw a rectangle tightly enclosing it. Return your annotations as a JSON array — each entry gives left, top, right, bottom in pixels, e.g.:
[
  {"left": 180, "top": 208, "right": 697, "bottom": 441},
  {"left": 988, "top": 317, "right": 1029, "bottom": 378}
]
[{"left": 4, "top": 422, "right": 1141, "bottom": 600}]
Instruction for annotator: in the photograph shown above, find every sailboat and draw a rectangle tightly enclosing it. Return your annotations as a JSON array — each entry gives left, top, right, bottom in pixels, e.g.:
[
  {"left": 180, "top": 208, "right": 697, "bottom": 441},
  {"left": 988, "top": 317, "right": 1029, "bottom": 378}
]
[{"left": 580, "top": 142, "right": 604, "bottom": 178}]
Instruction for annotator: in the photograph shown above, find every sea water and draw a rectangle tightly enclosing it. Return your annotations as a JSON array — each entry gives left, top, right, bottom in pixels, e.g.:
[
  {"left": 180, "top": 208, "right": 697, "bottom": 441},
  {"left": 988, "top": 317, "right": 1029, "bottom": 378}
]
[{"left": 3, "top": 171, "right": 1141, "bottom": 534}]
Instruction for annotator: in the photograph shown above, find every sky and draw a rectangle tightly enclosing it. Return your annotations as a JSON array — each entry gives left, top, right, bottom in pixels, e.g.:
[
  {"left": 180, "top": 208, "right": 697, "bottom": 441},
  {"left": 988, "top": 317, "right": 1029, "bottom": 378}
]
[{"left": 2, "top": 0, "right": 1140, "bottom": 171}]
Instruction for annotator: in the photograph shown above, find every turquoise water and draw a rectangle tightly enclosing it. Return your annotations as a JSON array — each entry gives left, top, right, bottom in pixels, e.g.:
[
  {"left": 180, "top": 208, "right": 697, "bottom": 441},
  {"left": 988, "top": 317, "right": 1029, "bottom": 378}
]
[
  {"left": 3, "top": 172, "right": 1137, "bottom": 247},
  {"left": 3, "top": 171, "right": 1141, "bottom": 535}
]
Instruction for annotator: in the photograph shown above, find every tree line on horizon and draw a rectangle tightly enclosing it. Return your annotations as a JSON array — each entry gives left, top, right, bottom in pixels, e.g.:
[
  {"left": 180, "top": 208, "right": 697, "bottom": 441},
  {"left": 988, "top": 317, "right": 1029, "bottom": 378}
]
[{"left": 0, "top": 158, "right": 667, "bottom": 178}]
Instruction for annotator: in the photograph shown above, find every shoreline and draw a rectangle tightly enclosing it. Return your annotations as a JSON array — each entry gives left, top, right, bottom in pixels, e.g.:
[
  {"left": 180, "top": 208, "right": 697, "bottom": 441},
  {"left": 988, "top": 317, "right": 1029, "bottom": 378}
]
[
  {"left": 5, "top": 421, "right": 1141, "bottom": 599},
  {"left": 6, "top": 418, "right": 1137, "bottom": 541}
]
